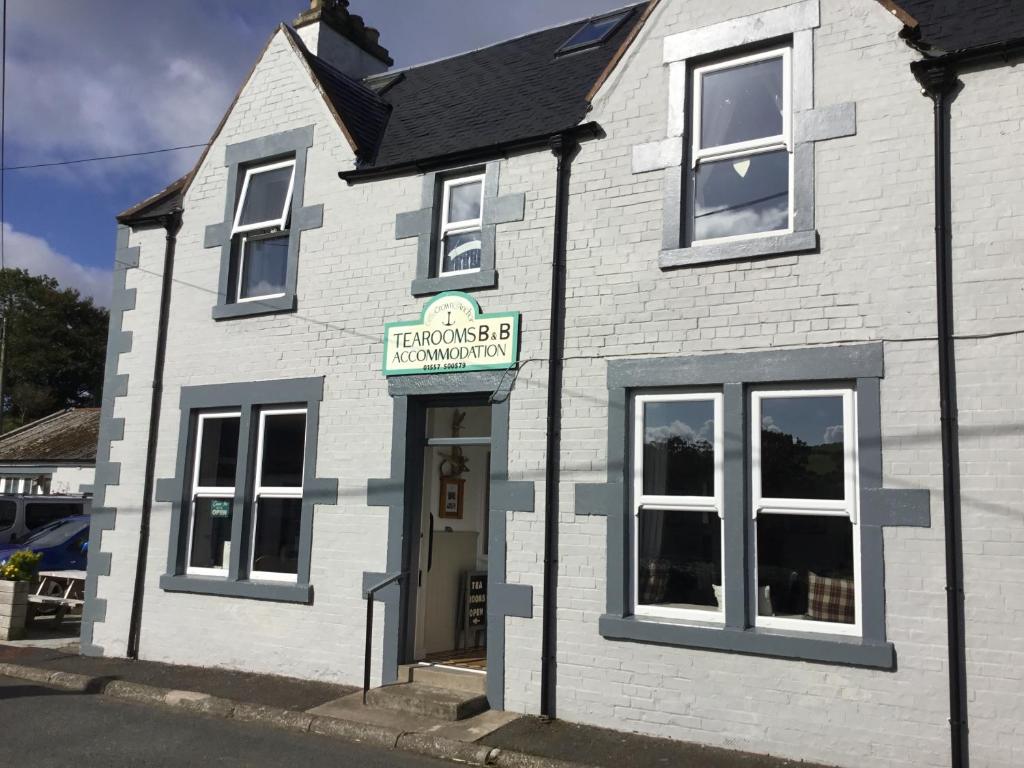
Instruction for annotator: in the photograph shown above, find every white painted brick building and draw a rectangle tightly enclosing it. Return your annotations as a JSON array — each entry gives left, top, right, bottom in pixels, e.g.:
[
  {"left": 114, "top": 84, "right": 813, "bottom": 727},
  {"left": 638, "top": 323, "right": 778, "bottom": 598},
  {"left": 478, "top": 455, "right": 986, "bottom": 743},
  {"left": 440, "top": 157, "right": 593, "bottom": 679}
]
[{"left": 83, "top": 1, "right": 1023, "bottom": 766}]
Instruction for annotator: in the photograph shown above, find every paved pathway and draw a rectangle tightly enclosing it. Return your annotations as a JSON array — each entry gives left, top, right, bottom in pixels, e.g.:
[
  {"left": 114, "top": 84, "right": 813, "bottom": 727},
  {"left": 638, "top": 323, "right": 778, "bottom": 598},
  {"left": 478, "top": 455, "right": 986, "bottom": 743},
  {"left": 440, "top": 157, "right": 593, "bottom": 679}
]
[{"left": 0, "top": 676, "right": 452, "bottom": 767}]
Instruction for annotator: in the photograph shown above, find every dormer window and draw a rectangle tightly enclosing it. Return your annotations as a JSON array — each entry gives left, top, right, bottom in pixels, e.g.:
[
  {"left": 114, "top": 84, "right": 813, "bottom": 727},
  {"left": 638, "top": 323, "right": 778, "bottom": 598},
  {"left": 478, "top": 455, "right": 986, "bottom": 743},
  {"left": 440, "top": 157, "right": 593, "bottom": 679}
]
[
  {"left": 231, "top": 159, "right": 296, "bottom": 302},
  {"left": 439, "top": 173, "right": 485, "bottom": 276}
]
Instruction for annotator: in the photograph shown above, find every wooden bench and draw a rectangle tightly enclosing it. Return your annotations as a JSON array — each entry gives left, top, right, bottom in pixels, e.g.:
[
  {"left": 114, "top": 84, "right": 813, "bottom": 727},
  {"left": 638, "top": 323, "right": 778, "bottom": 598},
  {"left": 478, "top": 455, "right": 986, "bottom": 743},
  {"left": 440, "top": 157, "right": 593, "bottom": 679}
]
[{"left": 27, "top": 571, "right": 86, "bottom": 628}]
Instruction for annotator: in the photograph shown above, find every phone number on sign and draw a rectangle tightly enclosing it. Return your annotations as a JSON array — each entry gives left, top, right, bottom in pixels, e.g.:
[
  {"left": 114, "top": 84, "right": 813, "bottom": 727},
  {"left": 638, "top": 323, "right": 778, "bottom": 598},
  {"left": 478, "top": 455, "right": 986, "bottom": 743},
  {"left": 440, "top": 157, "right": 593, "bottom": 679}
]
[{"left": 422, "top": 362, "right": 468, "bottom": 372}]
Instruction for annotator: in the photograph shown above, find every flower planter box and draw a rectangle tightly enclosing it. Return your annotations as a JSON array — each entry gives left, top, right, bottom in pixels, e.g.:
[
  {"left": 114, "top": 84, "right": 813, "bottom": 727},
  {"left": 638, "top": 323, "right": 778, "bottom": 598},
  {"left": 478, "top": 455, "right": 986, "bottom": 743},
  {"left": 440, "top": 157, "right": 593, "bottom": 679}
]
[{"left": 0, "top": 580, "right": 30, "bottom": 641}]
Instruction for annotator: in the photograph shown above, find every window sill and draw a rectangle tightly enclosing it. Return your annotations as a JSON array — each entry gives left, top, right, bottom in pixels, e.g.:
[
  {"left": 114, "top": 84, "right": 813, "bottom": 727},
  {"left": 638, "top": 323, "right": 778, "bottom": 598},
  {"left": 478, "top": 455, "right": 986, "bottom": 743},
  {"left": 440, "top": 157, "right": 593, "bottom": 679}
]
[
  {"left": 212, "top": 295, "right": 296, "bottom": 321},
  {"left": 160, "top": 573, "right": 313, "bottom": 604},
  {"left": 411, "top": 269, "right": 497, "bottom": 297},
  {"left": 659, "top": 230, "right": 818, "bottom": 270},
  {"left": 598, "top": 614, "right": 894, "bottom": 669}
]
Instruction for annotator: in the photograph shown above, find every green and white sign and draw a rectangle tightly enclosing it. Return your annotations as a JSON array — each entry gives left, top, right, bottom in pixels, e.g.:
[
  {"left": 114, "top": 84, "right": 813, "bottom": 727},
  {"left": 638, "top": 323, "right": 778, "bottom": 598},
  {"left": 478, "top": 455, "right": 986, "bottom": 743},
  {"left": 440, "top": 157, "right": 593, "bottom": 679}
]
[
  {"left": 210, "top": 499, "right": 232, "bottom": 519},
  {"left": 384, "top": 292, "right": 520, "bottom": 377}
]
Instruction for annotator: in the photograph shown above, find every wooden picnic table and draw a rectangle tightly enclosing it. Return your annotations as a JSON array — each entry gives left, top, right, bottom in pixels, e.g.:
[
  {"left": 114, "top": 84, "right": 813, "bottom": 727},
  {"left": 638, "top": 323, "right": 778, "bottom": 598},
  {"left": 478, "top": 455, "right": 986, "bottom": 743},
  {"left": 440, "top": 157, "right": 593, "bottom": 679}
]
[{"left": 27, "top": 570, "right": 86, "bottom": 627}]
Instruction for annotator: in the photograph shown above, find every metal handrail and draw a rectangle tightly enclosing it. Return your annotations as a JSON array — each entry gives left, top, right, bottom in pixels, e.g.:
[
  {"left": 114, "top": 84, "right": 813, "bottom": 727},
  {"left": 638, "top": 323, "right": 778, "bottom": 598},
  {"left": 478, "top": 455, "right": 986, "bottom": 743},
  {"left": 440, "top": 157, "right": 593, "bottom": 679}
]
[{"left": 363, "top": 571, "right": 404, "bottom": 705}]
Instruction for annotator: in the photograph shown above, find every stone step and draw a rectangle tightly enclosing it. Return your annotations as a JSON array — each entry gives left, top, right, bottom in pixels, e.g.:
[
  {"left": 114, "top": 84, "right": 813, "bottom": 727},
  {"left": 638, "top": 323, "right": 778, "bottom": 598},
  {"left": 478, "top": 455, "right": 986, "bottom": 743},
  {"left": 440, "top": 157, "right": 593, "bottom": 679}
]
[
  {"left": 366, "top": 682, "right": 488, "bottom": 722},
  {"left": 399, "top": 664, "right": 487, "bottom": 695}
]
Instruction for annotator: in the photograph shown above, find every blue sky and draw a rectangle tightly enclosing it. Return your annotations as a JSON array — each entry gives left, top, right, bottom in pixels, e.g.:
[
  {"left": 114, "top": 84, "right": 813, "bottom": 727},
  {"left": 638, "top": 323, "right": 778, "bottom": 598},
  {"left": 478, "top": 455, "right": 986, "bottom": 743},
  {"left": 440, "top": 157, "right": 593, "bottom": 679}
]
[{"left": 1, "top": 0, "right": 629, "bottom": 306}]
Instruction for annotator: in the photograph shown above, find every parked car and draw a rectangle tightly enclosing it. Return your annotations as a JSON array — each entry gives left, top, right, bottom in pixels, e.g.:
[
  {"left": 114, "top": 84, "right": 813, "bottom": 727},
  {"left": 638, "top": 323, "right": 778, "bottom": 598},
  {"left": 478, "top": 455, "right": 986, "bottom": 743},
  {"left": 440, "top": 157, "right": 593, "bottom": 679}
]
[
  {"left": 0, "top": 515, "right": 90, "bottom": 572},
  {"left": 0, "top": 495, "right": 91, "bottom": 547}
]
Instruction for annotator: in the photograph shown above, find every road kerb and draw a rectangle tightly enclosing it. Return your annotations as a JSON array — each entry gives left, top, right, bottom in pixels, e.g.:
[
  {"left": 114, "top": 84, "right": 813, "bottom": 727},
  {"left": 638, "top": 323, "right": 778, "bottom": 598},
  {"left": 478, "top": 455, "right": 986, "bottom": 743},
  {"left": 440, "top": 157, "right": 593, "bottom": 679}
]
[{"left": 0, "top": 662, "right": 596, "bottom": 768}]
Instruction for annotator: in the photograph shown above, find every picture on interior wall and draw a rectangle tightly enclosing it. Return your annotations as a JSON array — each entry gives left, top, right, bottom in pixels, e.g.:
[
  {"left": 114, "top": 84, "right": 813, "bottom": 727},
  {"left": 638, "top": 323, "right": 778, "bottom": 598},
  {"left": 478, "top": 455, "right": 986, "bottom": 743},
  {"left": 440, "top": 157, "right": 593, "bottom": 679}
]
[{"left": 439, "top": 476, "right": 465, "bottom": 520}]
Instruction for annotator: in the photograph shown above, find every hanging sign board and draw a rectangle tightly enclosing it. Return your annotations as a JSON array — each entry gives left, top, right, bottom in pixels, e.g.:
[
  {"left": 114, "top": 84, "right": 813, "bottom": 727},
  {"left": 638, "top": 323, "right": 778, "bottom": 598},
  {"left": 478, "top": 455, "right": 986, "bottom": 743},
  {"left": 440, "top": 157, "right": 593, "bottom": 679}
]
[
  {"left": 383, "top": 292, "right": 520, "bottom": 376},
  {"left": 210, "top": 499, "right": 232, "bottom": 519}
]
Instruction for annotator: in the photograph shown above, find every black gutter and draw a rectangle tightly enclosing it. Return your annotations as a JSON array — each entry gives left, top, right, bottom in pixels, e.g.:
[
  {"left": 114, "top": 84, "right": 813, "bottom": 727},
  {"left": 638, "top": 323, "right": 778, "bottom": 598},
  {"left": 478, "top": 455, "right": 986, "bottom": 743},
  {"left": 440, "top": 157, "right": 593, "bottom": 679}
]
[
  {"left": 540, "top": 132, "right": 579, "bottom": 719},
  {"left": 909, "top": 39, "right": 1024, "bottom": 768},
  {"left": 339, "top": 122, "right": 602, "bottom": 184},
  {"left": 127, "top": 208, "right": 183, "bottom": 661}
]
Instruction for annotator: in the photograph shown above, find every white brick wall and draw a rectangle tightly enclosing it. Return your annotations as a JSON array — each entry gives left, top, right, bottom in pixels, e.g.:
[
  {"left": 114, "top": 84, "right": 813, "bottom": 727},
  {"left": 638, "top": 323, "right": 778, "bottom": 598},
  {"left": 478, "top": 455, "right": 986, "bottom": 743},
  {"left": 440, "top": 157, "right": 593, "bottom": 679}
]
[
  {"left": 948, "top": 63, "right": 1024, "bottom": 768},
  {"left": 92, "top": 30, "right": 558, "bottom": 690},
  {"left": 90, "top": 2, "right": 1023, "bottom": 765},
  {"left": 554, "top": 1, "right": 976, "bottom": 767}
]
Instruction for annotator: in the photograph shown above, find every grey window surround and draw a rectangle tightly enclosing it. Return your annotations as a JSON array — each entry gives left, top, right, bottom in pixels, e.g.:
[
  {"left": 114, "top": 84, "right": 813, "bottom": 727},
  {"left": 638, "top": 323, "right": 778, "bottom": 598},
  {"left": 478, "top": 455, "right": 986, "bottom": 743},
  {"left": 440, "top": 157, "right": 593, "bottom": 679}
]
[
  {"left": 205, "top": 126, "right": 324, "bottom": 321},
  {"left": 630, "top": 0, "right": 857, "bottom": 270},
  {"left": 365, "top": 371, "right": 534, "bottom": 710},
  {"left": 574, "top": 343, "right": 932, "bottom": 669},
  {"left": 155, "top": 377, "right": 339, "bottom": 604},
  {"left": 395, "top": 160, "right": 526, "bottom": 297}
]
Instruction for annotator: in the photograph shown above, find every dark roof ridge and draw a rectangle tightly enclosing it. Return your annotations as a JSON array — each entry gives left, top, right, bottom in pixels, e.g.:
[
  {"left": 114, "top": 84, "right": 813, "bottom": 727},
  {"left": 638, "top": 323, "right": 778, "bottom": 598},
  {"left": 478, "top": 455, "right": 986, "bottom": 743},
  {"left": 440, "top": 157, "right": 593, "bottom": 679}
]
[{"left": 363, "top": 2, "right": 645, "bottom": 83}]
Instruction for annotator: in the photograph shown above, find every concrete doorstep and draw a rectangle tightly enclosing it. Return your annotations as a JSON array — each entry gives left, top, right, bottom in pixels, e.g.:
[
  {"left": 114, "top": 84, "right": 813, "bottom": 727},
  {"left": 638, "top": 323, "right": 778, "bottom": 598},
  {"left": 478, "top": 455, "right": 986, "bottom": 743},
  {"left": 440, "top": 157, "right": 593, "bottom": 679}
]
[{"left": 0, "top": 661, "right": 593, "bottom": 768}]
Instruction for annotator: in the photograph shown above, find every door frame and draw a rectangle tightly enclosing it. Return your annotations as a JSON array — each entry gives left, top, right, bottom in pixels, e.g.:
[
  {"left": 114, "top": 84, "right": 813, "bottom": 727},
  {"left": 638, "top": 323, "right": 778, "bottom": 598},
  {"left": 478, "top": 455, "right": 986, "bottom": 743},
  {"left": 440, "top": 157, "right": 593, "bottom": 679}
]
[{"left": 365, "top": 372, "right": 536, "bottom": 710}]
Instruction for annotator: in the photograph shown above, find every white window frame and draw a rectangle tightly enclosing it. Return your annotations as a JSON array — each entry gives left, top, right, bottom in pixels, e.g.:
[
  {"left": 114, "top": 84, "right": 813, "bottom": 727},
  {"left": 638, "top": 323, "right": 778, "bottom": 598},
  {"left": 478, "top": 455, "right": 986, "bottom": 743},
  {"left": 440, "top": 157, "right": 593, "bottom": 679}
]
[
  {"left": 248, "top": 407, "right": 307, "bottom": 584},
  {"left": 185, "top": 411, "right": 241, "bottom": 578},
  {"left": 690, "top": 46, "right": 793, "bottom": 247},
  {"left": 231, "top": 159, "right": 296, "bottom": 236},
  {"left": 235, "top": 233, "right": 289, "bottom": 304},
  {"left": 438, "top": 173, "right": 486, "bottom": 277},
  {"left": 632, "top": 392, "right": 725, "bottom": 623},
  {"left": 751, "top": 386, "right": 862, "bottom": 637}
]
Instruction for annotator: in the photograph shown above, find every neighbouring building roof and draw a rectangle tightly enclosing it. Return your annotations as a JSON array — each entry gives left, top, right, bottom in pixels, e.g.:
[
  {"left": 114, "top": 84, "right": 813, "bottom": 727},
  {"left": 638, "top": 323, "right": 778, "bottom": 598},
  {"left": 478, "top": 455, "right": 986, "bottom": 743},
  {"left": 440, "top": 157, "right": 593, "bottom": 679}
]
[
  {"left": 117, "top": 174, "right": 186, "bottom": 225},
  {"left": 897, "top": 0, "right": 1024, "bottom": 53},
  {"left": 0, "top": 409, "right": 101, "bottom": 465}
]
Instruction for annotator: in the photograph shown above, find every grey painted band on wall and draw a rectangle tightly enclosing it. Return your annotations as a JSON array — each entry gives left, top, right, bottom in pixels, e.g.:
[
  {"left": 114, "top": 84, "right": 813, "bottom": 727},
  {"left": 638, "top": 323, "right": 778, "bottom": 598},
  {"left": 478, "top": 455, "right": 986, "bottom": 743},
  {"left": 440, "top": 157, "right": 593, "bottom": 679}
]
[
  {"left": 81, "top": 225, "right": 141, "bottom": 657},
  {"left": 205, "top": 126, "right": 324, "bottom": 321},
  {"left": 155, "top": 376, "right": 339, "bottom": 604},
  {"left": 574, "top": 343, "right": 931, "bottom": 669},
  {"left": 366, "top": 370, "right": 534, "bottom": 710},
  {"left": 395, "top": 160, "right": 526, "bottom": 297}
]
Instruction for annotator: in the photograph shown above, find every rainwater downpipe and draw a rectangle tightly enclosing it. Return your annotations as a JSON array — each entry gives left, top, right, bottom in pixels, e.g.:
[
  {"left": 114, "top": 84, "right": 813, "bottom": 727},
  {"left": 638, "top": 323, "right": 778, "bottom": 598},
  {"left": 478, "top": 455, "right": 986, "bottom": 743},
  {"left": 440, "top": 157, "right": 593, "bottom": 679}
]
[
  {"left": 913, "top": 59, "right": 969, "bottom": 768},
  {"left": 127, "top": 209, "right": 183, "bottom": 660},
  {"left": 540, "top": 132, "right": 578, "bottom": 719}
]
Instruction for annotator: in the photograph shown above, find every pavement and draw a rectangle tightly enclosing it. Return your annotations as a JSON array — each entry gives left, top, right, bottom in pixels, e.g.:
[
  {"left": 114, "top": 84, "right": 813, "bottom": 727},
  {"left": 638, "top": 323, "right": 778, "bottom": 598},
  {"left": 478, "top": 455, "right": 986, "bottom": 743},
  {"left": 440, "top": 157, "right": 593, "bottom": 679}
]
[
  {"left": 0, "top": 676, "right": 451, "bottom": 768},
  {"left": 0, "top": 643, "right": 834, "bottom": 768}
]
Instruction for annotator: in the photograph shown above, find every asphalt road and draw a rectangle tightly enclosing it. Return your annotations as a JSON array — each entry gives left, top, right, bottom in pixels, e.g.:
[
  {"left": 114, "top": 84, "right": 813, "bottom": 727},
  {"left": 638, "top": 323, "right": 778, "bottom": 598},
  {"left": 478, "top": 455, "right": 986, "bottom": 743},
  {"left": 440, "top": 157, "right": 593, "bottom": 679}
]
[{"left": 0, "top": 676, "right": 452, "bottom": 767}]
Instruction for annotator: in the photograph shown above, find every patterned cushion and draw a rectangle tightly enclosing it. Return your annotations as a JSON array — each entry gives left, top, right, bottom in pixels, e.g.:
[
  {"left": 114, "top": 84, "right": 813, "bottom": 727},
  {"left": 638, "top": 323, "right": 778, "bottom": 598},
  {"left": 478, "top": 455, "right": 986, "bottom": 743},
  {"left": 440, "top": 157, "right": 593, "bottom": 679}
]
[{"left": 806, "top": 572, "right": 855, "bottom": 624}]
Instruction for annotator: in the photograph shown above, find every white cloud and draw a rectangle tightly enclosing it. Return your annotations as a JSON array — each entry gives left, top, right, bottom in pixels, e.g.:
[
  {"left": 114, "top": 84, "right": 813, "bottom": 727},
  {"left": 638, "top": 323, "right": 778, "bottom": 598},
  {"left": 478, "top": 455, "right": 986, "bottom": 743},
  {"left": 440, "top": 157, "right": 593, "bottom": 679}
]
[
  {"left": 646, "top": 418, "right": 714, "bottom": 445},
  {"left": 762, "top": 415, "right": 783, "bottom": 433},
  {"left": 823, "top": 424, "right": 844, "bottom": 444},
  {"left": 3, "top": 223, "right": 111, "bottom": 307}
]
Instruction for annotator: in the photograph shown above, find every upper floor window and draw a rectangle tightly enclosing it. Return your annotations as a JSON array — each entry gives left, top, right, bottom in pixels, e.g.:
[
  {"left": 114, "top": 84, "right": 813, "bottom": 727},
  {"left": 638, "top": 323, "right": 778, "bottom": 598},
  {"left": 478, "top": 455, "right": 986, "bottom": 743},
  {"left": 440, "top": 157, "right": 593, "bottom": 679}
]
[
  {"left": 691, "top": 47, "right": 791, "bottom": 244},
  {"left": 557, "top": 9, "right": 630, "bottom": 55},
  {"left": 438, "top": 173, "right": 485, "bottom": 276},
  {"left": 231, "top": 159, "right": 296, "bottom": 303}
]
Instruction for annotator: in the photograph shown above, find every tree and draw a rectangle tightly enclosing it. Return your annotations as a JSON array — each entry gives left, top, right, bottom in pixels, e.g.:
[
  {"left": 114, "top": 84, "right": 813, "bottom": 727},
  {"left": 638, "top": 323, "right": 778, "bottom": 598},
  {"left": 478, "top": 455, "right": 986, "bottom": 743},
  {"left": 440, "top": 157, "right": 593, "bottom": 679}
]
[{"left": 0, "top": 269, "right": 109, "bottom": 432}]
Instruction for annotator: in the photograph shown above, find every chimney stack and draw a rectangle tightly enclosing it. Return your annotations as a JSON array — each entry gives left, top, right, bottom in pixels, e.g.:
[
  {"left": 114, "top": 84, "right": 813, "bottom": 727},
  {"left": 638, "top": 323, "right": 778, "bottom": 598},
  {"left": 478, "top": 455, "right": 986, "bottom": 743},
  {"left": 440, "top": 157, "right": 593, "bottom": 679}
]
[{"left": 293, "top": 0, "right": 392, "bottom": 79}]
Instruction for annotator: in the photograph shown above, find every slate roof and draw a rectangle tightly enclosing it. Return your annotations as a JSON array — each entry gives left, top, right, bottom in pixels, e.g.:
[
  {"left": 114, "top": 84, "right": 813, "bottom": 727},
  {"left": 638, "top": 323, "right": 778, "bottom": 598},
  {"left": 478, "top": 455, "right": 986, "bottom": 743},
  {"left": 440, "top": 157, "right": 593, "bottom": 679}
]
[
  {"left": 898, "top": 0, "right": 1024, "bottom": 53},
  {"left": 357, "top": 3, "right": 647, "bottom": 171},
  {"left": 117, "top": 174, "right": 186, "bottom": 224},
  {"left": 0, "top": 409, "right": 101, "bottom": 465}
]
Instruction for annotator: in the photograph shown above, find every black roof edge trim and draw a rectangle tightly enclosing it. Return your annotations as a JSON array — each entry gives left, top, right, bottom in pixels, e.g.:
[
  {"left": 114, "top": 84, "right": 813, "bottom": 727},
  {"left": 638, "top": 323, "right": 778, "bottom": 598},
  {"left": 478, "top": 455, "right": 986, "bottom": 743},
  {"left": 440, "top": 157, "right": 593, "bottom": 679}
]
[
  {"left": 338, "top": 122, "right": 605, "bottom": 184},
  {"left": 910, "top": 35, "right": 1024, "bottom": 71},
  {"left": 118, "top": 206, "right": 185, "bottom": 228}
]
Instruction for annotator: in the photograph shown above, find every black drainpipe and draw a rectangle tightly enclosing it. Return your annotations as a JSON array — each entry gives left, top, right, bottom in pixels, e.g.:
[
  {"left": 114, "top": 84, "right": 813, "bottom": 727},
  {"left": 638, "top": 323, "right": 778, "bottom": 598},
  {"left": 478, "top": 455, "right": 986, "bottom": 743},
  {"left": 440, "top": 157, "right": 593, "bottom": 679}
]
[
  {"left": 912, "top": 59, "right": 968, "bottom": 768},
  {"left": 127, "top": 208, "right": 183, "bottom": 660},
  {"left": 540, "top": 132, "right": 578, "bottom": 719}
]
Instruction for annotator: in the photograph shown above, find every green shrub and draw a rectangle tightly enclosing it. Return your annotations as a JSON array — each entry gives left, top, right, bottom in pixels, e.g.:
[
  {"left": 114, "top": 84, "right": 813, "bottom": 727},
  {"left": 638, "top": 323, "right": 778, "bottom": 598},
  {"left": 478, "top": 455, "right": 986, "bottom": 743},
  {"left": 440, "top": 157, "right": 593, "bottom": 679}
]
[{"left": 0, "top": 550, "right": 42, "bottom": 582}]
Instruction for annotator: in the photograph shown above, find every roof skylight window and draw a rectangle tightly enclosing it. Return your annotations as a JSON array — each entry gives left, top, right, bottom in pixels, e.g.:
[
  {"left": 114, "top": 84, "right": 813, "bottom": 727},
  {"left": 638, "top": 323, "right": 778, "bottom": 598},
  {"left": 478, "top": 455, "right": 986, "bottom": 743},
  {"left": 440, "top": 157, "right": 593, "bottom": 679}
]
[{"left": 557, "top": 10, "right": 630, "bottom": 55}]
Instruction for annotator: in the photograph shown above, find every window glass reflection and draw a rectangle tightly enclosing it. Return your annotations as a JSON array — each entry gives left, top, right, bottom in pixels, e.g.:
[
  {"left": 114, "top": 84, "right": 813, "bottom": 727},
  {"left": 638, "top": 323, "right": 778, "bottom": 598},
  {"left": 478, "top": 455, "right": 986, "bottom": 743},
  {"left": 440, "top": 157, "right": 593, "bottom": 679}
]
[
  {"left": 760, "top": 396, "right": 845, "bottom": 500},
  {"left": 701, "top": 57, "right": 784, "bottom": 148},
  {"left": 693, "top": 150, "right": 789, "bottom": 241},
  {"left": 642, "top": 400, "right": 716, "bottom": 497},
  {"left": 638, "top": 508, "right": 722, "bottom": 612},
  {"left": 757, "top": 514, "right": 855, "bottom": 624}
]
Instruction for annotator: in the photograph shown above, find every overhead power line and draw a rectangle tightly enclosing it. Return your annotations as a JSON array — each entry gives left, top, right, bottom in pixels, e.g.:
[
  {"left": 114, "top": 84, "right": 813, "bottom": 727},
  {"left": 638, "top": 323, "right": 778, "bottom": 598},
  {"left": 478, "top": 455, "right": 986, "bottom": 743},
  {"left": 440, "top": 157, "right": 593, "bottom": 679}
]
[{"left": 0, "top": 142, "right": 209, "bottom": 171}]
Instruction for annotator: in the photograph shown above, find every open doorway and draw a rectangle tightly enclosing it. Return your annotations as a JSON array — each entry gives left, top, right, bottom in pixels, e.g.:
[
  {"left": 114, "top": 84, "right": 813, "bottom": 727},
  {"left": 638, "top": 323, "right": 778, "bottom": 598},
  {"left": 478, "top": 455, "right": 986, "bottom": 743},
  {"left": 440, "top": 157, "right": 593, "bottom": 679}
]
[{"left": 412, "top": 404, "right": 490, "bottom": 673}]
